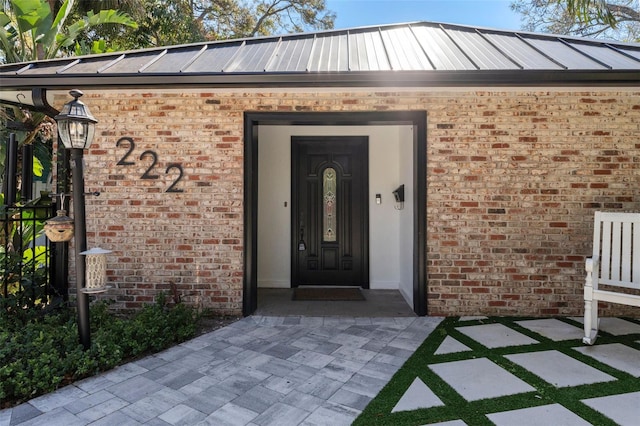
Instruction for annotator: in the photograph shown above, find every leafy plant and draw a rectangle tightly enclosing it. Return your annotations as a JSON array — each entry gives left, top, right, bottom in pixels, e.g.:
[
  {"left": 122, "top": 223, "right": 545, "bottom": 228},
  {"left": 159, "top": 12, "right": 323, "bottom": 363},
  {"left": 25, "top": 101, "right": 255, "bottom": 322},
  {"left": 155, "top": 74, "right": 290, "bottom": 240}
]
[
  {"left": 0, "top": 294, "right": 199, "bottom": 407},
  {"left": 0, "top": 0, "right": 138, "bottom": 62}
]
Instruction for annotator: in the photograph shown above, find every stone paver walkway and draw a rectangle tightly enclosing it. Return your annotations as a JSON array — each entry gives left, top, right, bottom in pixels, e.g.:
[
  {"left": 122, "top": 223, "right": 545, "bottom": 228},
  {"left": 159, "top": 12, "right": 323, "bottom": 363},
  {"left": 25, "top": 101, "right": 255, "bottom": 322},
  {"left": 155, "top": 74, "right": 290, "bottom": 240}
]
[
  {"left": 1, "top": 316, "right": 442, "bottom": 426},
  {"left": 4, "top": 316, "right": 640, "bottom": 425}
]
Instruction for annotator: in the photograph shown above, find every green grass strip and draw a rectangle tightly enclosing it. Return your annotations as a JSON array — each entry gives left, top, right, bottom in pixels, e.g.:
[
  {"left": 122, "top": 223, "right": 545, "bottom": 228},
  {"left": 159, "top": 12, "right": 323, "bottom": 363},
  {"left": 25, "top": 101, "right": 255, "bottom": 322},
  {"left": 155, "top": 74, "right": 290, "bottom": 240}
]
[{"left": 354, "top": 316, "right": 640, "bottom": 426}]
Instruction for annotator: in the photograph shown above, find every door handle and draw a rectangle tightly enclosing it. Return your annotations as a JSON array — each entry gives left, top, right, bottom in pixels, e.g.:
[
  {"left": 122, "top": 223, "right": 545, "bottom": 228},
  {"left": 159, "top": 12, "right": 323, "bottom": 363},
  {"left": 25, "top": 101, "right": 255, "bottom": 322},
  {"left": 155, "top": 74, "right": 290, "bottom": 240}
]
[{"left": 298, "top": 212, "right": 306, "bottom": 251}]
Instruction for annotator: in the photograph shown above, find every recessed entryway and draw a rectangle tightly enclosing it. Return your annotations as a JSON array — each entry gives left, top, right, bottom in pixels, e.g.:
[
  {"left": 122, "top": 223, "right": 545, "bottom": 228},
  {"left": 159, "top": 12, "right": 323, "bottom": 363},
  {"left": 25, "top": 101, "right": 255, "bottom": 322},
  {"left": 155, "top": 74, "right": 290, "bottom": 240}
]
[{"left": 243, "top": 111, "right": 427, "bottom": 316}]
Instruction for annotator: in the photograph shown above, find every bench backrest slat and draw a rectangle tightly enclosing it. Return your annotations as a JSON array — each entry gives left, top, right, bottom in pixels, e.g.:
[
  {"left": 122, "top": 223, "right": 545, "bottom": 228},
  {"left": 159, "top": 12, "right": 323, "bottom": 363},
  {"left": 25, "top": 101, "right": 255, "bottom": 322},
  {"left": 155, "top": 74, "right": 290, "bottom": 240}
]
[
  {"left": 593, "top": 211, "right": 640, "bottom": 289},
  {"left": 621, "top": 222, "right": 632, "bottom": 282}
]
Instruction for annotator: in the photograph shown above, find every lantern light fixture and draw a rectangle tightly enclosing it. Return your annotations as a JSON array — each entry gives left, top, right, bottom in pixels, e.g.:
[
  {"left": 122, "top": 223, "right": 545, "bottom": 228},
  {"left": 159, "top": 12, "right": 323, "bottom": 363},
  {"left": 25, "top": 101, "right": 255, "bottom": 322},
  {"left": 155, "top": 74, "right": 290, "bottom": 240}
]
[{"left": 54, "top": 89, "right": 97, "bottom": 150}]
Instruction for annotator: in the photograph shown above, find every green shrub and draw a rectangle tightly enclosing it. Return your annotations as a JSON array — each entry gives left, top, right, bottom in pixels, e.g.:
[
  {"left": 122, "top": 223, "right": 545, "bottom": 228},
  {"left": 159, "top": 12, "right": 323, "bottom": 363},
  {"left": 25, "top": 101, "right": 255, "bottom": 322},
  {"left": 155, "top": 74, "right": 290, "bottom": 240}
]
[{"left": 0, "top": 294, "right": 198, "bottom": 406}]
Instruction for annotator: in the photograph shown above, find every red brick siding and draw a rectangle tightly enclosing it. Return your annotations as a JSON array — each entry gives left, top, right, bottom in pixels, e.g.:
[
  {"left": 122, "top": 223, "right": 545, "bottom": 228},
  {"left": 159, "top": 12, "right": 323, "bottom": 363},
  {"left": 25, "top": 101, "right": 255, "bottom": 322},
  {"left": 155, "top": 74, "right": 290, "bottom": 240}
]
[{"left": 55, "top": 90, "right": 640, "bottom": 317}]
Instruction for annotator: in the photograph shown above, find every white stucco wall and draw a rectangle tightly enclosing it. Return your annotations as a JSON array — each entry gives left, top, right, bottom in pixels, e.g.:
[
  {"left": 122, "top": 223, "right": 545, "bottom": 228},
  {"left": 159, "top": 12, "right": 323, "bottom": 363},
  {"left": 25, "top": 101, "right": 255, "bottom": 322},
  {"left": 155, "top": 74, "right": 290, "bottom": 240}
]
[{"left": 257, "top": 125, "right": 413, "bottom": 294}]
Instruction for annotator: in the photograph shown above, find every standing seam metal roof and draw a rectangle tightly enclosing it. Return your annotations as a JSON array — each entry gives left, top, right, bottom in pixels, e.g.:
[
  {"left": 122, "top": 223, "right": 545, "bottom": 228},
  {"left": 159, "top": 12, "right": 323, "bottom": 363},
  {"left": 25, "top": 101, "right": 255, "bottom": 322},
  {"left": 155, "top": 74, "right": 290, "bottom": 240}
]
[{"left": 1, "top": 21, "right": 640, "bottom": 90}]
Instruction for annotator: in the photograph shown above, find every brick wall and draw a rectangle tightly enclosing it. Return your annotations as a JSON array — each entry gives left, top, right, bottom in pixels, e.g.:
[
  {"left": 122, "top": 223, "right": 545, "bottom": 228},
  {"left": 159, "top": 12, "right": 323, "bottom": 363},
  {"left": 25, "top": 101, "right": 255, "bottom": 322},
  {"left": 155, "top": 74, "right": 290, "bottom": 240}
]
[
  {"left": 425, "top": 90, "right": 640, "bottom": 317},
  {"left": 56, "top": 89, "right": 640, "bottom": 316}
]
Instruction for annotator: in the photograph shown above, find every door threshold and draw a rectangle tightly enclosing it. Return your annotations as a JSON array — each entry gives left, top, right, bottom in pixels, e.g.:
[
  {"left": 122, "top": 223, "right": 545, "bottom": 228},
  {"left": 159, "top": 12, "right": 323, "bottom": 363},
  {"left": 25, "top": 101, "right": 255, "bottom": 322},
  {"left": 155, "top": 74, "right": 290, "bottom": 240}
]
[{"left": 296, "top": 285, "right": 363, "bottom": 289}]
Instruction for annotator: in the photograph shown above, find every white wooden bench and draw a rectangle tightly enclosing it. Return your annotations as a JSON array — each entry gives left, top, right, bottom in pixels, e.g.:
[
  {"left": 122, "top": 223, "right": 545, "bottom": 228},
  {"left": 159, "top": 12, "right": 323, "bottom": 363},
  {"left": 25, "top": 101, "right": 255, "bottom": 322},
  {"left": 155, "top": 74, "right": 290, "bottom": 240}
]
[{"left": 583, "top": 211, "right": 640, "bottom": 344}]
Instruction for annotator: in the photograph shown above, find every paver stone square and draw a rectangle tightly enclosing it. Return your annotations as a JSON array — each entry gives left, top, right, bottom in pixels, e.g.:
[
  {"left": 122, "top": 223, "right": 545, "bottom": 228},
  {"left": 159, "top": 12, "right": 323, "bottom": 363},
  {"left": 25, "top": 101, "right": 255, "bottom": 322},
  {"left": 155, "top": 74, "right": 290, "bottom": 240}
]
[
  {"left": 391, "top": 377, "right": 444, "bottom": 412},
  {"left": 205, "top": 402, "right": 259, "bottom": 426},
  {"left": 182, "top": 386, "right": 238, "bottom": 415},
  {"left": 158, "top": 403, "right": 206, "bottom": 425},
  {"left": 574, "top": 343, "right": 640, "bottom": 377},
  {"left": 25, "top": 407, "right": 91, "bottom": 426},
  {"left": 581, "top": 391, "right": 640, "bottom": 426},
  {"left": 0, "top": 409, "right": 10, "bottom": 426},
  {"left": 252, "top": 402, "right": 310, "bottom": 426},
  {"left": 505, "top": 350, "right": 616, "bottom": 387},
  {"left": 597, "top": 318, "right": 640, "bottom": 335},
  {"left": 261, "top": 343, "right": 302, "bottom": 360},
  {"left": 217, "top": 368, "right": 271, "bottom": 394},
  {"left": 429, "top": 358, "right": 535, "bottom": 401},
  {"left": 516, "top": 319, "right": 583, "bottom": 341},
  {"left": 4, "top": 403, "right": 42, "bottom": 425},
  {"left": 156, "top": 345, "right": 193, "bottom": 362},
  {"left": 456, "top": 323, "right": 538, "bottom": 348},
  {"left": 263, "top": 375, "right": 299, "bottom": 394},
  {"left": 106, "top": 375, "right": 164, "bottom": 403},
  {"left": 288, "top": 349, "right": 335, "bottom": 369},
  {"left": 331, "top": 345, "right": 377, "bottom": 363},
  {"left": 301, "top": 401, "right": 360, "bottom": 426},
  {"left": 74, "top": 374, "right": 115, "bottom": 394},
  {"left": 77, "top": 397, "right": 129, "bottom": 423},
  {"left": 320, "top": 358, "right": 363, "bottom": 382},
  {"left": 571, "top": 317, "right": 640, "bottom": 336},
  {"left": 88, "top": 410, "right": 140, "bottom": 426},
  {"left": 434, "top": 336, "right": 471, "bottom": 355},
  {"left": 64, "top": 390, "right": 118, "bottom": 414},
  {"left": 281, "top": 391, "right": 324, "bottom": 412},
  {"left": 329, "top": 333, "right": 370, "bottom": 348},
  {"left": 342, "top": 373, "right": 388, "bottom": 398},
  {"left": 487, "top": 404, "right": 592, "bottom": 426},
  {"left": 232, "top": 385, "right": 282, "bottom": 414},
  {"left": 28, "top": 385, "right": 88, "bottom": 412},
  {"left": 329, "top": 388, "right": 372, "bottom": 411},
  {"left": 358, "top": 361, "right": 401, "bottom": 381},
  {"left": 296, "top": 374, "right": 343, "bottom": 399}
]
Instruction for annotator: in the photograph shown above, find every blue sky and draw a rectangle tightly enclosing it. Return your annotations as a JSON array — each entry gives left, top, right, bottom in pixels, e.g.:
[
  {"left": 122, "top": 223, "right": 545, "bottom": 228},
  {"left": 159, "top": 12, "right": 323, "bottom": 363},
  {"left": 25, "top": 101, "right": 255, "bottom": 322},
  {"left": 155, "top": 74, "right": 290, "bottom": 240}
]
[{"left": 326, "top": 0, "right": 522, "bottom": 31}]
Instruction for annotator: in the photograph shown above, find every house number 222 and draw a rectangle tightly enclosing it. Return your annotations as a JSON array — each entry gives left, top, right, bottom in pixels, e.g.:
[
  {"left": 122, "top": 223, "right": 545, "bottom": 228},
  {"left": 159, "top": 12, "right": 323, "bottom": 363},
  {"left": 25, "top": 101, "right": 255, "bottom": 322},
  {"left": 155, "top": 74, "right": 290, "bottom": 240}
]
[{"left": 116, "top": 137, "right": 184, "bottom": 193}]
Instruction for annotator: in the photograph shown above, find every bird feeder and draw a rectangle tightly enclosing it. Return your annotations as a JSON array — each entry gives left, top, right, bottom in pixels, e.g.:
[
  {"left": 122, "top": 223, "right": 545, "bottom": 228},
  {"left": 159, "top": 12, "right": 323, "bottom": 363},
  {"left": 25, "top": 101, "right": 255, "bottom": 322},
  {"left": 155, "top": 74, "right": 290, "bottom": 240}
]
[
  {"left": 79, "top": 247, "right": 112, "bottom": 293},
  {"left": 44, "top": 210, "right": 74, "bottom": 242}
]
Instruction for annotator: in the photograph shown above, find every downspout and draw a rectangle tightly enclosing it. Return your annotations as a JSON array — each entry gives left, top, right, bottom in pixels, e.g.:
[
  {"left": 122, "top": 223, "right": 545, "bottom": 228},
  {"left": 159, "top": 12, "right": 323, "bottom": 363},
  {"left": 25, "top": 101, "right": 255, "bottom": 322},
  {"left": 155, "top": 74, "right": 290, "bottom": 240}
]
[{"left": 32, "top": 87, "right": 60, "bottom": 117}]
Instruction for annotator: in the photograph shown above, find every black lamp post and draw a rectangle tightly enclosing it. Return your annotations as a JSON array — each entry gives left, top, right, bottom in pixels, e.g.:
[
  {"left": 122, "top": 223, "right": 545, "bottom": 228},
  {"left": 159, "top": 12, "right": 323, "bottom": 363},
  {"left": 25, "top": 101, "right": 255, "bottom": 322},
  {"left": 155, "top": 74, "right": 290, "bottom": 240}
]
[{"left": 54, "top": 89, "right": 97, "bottom": 350}]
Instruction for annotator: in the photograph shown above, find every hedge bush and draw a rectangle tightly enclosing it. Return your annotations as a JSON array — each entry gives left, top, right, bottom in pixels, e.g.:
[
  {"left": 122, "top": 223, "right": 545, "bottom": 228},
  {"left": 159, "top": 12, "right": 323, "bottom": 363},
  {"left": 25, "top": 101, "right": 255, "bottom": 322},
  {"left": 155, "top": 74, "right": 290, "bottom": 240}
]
[{"left": 0, "top": 294, "right": 198, "bottom": 407}]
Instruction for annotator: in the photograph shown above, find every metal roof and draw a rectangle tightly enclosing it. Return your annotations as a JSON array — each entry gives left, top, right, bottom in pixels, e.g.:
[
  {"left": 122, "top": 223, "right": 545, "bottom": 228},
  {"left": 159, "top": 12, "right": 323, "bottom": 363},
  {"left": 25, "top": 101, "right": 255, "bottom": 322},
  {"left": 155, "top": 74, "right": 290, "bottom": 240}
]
[{"left": 2, "top": 21, "right": 640, "bottom": 94}]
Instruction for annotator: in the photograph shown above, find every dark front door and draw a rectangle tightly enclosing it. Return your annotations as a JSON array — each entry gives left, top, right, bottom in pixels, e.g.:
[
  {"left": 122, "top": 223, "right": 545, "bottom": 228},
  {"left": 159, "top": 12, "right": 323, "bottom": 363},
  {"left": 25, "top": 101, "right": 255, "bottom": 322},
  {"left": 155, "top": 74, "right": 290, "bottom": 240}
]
[{"left": 292, "top": 136, "right": 369, "bottom": 287}]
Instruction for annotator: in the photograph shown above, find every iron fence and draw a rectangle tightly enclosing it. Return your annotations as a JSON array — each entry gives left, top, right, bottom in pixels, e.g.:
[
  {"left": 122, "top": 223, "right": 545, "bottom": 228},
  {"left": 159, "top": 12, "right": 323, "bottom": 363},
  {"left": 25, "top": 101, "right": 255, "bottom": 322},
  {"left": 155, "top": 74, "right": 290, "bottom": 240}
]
[{"left": 1, "top": 202, "right": 66, "bottom": 309}]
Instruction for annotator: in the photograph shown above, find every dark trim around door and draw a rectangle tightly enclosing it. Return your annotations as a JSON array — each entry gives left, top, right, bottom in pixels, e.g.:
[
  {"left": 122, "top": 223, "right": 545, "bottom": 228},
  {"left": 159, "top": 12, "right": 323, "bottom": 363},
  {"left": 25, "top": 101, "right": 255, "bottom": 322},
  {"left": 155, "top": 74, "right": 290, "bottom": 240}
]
[{"left": 243, "top": 111, "right": 427, "bottom": 316}]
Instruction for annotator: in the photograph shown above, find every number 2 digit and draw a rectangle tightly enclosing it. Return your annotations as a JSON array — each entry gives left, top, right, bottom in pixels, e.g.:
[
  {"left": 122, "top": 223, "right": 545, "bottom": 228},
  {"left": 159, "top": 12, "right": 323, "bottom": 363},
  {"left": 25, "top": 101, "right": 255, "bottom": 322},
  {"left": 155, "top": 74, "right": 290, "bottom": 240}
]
[
  {"left": 165, "top": 164, "right": 184, "bottom": 193},
  {"left": 116, "top": 137, "right": 135, "bottom": 165},
  {"left": 140, "top": 150, "right": 160, "bottom": 179}
]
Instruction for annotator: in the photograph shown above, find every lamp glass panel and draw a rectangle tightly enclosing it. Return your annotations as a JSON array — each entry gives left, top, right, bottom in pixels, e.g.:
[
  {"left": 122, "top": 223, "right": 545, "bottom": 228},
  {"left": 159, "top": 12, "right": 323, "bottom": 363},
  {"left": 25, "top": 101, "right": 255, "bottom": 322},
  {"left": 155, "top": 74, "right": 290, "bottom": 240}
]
[
  {"left": 69, "top": 121, "right": 85, "bottom": 148},
  {"left": 57, "top": 120, "right": 72, "bottom": 149}
]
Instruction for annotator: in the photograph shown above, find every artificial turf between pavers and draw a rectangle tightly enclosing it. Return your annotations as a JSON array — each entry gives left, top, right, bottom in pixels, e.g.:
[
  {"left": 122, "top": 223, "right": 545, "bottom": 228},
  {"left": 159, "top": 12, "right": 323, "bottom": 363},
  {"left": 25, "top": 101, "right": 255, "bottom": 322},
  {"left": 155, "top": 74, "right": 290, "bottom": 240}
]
[{"left": 353, "top": 316, "right": 640, "bottom": 426}]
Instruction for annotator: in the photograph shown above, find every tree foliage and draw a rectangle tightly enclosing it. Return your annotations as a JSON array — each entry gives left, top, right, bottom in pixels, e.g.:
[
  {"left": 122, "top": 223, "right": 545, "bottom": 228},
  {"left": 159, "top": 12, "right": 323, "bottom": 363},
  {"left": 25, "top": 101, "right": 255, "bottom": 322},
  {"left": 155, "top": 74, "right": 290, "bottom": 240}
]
[
  {"left": 0, "top": 0, "right": 137, "bottom": 206},
  {"left": 97, "top": 0, "right": 336, "bottom": 49},
  {"left": 511, "top": 0, "right": 640, "bottom": 41},
  {"left": 0, "top": 0, "right": 137, "bottom": 62}
]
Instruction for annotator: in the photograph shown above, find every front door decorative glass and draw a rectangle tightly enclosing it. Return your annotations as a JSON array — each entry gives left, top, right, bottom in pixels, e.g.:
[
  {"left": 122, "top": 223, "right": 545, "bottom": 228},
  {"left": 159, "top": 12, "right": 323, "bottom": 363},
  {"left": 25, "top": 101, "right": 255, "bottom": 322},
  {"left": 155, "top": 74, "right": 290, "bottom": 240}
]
[{"left": 323, "top": 167, "right": 337, "bottom": 242}]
